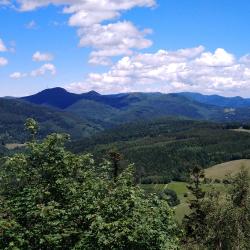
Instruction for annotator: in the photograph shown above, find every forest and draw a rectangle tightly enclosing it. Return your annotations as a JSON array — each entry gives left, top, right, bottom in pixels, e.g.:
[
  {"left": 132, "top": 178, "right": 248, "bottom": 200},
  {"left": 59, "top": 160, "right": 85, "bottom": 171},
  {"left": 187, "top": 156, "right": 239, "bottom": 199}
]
[
  {"left": 0, "top": 119, "right": 250, "bottom": 249},
  {"left": 69, "top": 118, "right": 250, "bottom": 183}
]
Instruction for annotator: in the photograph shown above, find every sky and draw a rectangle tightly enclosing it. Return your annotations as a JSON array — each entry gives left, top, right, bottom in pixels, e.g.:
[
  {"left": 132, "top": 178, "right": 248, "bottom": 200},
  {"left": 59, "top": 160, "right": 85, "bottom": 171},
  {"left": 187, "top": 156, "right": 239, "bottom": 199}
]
[{"left": 1, "top": 0, "right": 250, "bottom": 97}]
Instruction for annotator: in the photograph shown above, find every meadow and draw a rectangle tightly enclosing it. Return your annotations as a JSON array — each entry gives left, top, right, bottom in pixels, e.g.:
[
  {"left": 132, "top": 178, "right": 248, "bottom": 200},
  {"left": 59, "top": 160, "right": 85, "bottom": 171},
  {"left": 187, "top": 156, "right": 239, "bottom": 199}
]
[{"left": 142, "top": 159, "right": 250, "bottom": 222}]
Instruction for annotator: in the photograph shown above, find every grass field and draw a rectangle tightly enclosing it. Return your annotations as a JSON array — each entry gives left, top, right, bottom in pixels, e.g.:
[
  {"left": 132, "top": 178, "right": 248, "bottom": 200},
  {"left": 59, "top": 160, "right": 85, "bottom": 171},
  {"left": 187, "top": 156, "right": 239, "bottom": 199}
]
[
  {"left": 232, "top": 128, "right": 250, "bottom": 133},
  {"left": 142, "top": 159, "right": 250, "bottom": 222},
  {"left": 142, "top": 181, "right": 226, "bottom": 222},
  {"left": 205, "top": 159, "right": 250, "bottom": 179},
  {"left": 5, "top": 143, "right": 26, "bottom": 150}
]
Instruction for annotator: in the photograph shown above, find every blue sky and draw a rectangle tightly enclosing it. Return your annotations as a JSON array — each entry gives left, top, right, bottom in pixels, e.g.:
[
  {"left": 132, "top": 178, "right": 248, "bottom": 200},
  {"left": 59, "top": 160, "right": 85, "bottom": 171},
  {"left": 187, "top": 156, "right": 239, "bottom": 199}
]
[{"left": 1, "top": 0, "right": 250, "bottom": 97}]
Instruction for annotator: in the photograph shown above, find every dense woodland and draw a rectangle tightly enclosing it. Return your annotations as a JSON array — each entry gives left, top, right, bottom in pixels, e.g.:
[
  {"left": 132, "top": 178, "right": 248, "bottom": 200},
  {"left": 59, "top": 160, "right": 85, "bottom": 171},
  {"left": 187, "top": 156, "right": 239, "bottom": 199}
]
[
  {"left": 0, "top": 98, "right": 99, "bottom": 143},
  {"left": 69, "top": 118, "right": 250, "bottom": 183}
]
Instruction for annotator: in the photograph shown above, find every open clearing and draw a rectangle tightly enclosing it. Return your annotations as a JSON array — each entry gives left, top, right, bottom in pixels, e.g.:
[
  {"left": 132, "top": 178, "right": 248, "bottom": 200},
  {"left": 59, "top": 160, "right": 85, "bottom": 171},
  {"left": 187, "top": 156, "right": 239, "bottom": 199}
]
[
  {"left": 142, "top": 182, "right": 226, "bottom": 222},
  {"left": 5, "top": 143, "right": 26, "bottom": 150},
  {"left": 232, "top": 128, "right": 250, "bottom": 133},
  {"left": 205, "top": 159, "right": 250, "bottom": 179},
  {"left": 142, "top": 159, "right": 250, "bottom": 222}
]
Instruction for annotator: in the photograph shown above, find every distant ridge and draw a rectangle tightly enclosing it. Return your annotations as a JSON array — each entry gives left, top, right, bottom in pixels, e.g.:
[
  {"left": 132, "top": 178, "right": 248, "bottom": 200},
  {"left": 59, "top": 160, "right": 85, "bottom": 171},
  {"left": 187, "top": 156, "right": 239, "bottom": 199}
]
[
  {"left": 178, "top": 92, "right": 250, "bottom": 108},
  {"left": 22, "top": 87, "right": 133, "bottom": 109},
  {"left": 22, "top": 87, "right": 250, "bottom": 109},
  {"left": 19, "top": 87, "right": 250, "bottom": 126}
]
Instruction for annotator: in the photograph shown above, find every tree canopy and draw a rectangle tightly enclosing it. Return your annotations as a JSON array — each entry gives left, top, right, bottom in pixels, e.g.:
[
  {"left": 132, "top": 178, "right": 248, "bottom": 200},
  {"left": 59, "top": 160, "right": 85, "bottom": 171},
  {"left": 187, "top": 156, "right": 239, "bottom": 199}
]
[{"left": 0, "top": 122, "right": 180, "bottom": 249}]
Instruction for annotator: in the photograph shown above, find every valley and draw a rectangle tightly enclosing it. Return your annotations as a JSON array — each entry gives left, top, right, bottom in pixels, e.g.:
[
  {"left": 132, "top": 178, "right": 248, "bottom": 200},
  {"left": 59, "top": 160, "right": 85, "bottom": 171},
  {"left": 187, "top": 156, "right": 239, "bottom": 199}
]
[{"left": 1, "top": 88, "right": 250, "bottom": 249}]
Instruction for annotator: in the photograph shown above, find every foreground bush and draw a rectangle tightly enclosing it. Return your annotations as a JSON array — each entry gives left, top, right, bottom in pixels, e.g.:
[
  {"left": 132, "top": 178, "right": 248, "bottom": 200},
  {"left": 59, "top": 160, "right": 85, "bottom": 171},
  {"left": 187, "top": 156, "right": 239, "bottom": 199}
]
[{"left": 0, "top": 130, "right": 180, "bottom": 249}]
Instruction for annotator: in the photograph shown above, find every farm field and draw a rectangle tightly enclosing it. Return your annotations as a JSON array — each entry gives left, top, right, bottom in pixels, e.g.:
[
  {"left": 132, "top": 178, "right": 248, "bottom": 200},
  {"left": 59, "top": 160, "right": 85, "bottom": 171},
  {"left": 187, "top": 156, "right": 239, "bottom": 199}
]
[
  {"left": 232, "top": 128, "right": 250, "bottom": 133},
  {"left": 5, "top": 143, "right": 26, "bottom": 150},
  {"left": 142, "top": 181, "right": 226, "bottom": 222},
  {"left": 205, "top": 159, "right": 250, "bottom": 179},
  {"left": 142, "top": 159, "right": 250, "bottom": 222}
]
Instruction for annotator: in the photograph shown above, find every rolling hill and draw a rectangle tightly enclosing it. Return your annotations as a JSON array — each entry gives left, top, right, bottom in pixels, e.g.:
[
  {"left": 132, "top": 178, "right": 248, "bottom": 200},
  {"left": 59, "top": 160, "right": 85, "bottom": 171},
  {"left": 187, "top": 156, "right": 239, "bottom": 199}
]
[
  {"left": 0, "top": 98, "right": 100, "bottom": 143},
  {"left": 21, "top": 88, "right": 250, "bottom": 127},
  {"left": 205, "top": 159, "right": 250, "bottom": 179},
  {"left": 179, "top": 92, "right": 250, "bottom": 108}
]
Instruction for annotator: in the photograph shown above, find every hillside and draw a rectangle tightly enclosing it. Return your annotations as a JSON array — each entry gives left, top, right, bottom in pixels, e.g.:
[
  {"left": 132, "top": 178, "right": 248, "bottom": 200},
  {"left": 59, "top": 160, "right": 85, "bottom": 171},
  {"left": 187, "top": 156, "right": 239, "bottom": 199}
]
[
  {"left": 0, "top": 98, "right": 99, "bottom": 143},
  {"left": 21, "top": 88, "right": 250, "bottom": 126},
  {"left": 179, "top": 92, "right": 250, "bottom": 108},
  {"left": 205, "top": 159, "right": 250, "bottom": 179},
  {"left": 69, "top": 118, "right": 250, "bottom": 182}
]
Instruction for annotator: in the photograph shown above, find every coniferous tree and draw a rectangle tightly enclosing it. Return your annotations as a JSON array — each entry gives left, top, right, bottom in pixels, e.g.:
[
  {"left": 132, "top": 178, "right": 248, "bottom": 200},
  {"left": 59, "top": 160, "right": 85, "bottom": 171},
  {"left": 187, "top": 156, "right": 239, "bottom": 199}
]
[
  {"left": 108, "top": 150, "right": 122, "bottom": 182},
  {"left": 183, "top": 166, "right": 206, "bottom": 245}
]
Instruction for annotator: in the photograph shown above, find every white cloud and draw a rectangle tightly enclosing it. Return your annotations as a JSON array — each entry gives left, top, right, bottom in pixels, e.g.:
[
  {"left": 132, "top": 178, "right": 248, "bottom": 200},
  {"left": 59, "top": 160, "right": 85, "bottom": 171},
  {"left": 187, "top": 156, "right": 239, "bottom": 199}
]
[
  {"left": 25, "top": 20, "right": 37, "bottom": 29},
  {"left": 78, "top": 21, "right": 152, "bottom": 65},
  {"left": 0, "top": 38, "right": 7, "bottom": 52},
  {"left": 14, "top": 0, "right": 155, "bottom": 64},
  {"left": 66, "top": 46, "right": 250, "bottom": 96},
  {"left": 10, "top": 72, "right": 27, "bottom": 79},
  {"left": 32, "top": 51, "right": 54, "bottom": 62},
  {"left": 16, "top": 0, "right": 155, "bottom": 14},
  {"left": 31, "top": 63, "right": 56, "bottom": 76},
  {"left": 0, "top": 57, "right": 8, "bottom": 66},
  {"left": 10, "top": 63, "right": 56, "bottom": 79},
  {"left": 195, "top": 48, "right": 235, "bottom": 67}
]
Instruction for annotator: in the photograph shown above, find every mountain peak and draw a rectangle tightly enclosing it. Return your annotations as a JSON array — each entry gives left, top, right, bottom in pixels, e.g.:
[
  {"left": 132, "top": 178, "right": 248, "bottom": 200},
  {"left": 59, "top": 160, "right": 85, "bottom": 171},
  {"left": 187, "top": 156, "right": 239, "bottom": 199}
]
[
  {"left": 85, "top": 90, "right": 100, "bottom": 96},
  {"left": 42, "top": 87, "right": 68, "bottom": 93},
  {"left": 21, "top": 87, "right": 81, "bottom": 109}
]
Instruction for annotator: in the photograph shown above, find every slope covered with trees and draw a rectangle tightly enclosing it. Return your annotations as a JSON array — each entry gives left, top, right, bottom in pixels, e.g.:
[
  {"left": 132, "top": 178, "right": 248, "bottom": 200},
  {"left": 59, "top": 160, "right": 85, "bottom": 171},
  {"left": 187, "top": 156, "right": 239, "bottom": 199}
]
[
  {"left": 69, "top": 118, "right": 250, "bottom": 182},
  {"left": 0, "top": 98, "right": 100, "bottom": 143}
]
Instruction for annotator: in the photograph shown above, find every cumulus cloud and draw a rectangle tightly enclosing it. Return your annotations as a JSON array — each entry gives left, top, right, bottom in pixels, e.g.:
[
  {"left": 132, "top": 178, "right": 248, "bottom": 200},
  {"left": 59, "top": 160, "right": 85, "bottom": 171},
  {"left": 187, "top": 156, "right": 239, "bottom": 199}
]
[
  {"left": 14, "top": 0, "right": 155, "bottom": 64},
  {"left": 78, "top": 21, "right": 152, "bottom": 65},
  {"left": 66, "top": 47, "right": 250, "bottom": 96},
  {"left": 32, "top": 51, "right": 54, "bottom": 62},
  {"left": 31, "top": 63, "right": 56, "bottom": 76},
  {"left": 0, "top": 38, "right": 7, "bottom": 52},
  {"left": 11, "top": 64, "right": 56, "bottom": 79},
  {"left": 10, "top": 72, "right": 27, "bottom": 79},
  {"left": 16, "top": 0, "right": 155, "bottom": 13},
  {"left": 0, "top": 57, "right": 8, "bottom": 66},
  {"left": 195, "top": 48, "right": 235, "bottom": 67}
]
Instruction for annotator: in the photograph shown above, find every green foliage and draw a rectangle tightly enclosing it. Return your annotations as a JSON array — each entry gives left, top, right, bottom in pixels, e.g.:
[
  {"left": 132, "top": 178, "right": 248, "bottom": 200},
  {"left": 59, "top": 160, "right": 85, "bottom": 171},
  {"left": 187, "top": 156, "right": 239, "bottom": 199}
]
[
  {"left": 159, "top": 189, "right": 180, "bottom": 207},
  {"left": 25, "top": 118, "right": 39, "bottom": 140},
  {"left": 182, "top": 167, "right": 205, "bottom": 245},
  {"left": 0, "top": 129, "right": 180, "bottom": 249},
  {"left": 183, "top": 169, "right": 250, "bottom": 249},
  {"left": 70, "top": 118, "right": 250, "bottom": 181}
]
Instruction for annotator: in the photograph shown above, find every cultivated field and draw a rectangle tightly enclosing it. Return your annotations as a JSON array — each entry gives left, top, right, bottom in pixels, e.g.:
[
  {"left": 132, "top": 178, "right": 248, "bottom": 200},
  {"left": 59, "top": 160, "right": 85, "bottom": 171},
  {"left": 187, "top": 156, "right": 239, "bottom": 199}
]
[
  {"left": 205, "top": 159, "right": 250, "bottom": 179},
  {"left": 142, "top": 181, "right": 226, "bottom": 222},
  {"left": 142, "top": 159, "right": 250, "bottom": 221},
  {"left": 5, "top": 143, "right": 26, "bottom": 150}
]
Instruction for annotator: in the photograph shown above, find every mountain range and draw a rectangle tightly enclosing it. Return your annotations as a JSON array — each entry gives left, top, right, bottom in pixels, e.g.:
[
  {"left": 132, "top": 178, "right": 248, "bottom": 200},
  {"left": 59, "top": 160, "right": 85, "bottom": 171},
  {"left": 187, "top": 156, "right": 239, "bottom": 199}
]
[
  {"left": 1, "top": 87, "right": 250, "bottom": 143},
  {"left": 22, "top": 87, "right": 250, "bottom": 125},
  {"left": 178, "top": 92, "right": 250, "bottom": 108}
]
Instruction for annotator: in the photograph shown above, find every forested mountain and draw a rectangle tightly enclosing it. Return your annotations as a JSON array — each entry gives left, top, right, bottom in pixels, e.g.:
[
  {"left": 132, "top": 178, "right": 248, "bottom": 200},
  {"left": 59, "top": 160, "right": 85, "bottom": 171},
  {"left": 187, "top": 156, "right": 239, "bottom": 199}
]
[
  {"left": 69, "top": 118, "right": 250, "bottom": 182},
  {"left": 0, "top": 98, "right": 99, "bottom": 143},
  {"left": 179, "top": 92, "right": 250, "bottom": 108},
  {"left": 3, "top": 88, "right": 250, "bottom": 144},
  {"left": 21, "top": 88, "right": 250, "bottom": 127}
]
